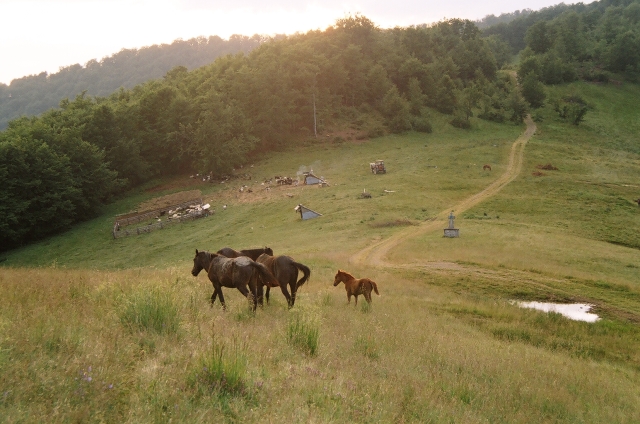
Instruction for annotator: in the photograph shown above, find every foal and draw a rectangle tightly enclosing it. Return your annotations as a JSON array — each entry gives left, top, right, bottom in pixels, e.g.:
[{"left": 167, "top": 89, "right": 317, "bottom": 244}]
[{"left": 333, "top": 269, "right": 380, "bottom": 306}]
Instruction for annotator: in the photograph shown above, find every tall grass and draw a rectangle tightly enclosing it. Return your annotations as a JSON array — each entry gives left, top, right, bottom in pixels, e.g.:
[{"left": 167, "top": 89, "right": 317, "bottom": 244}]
[
  {"left": 286, "top": 310, "right": 320, "bottom": 356},
  {"left": 119, "top": 288, "right": 180, "bottom": 334},
  {"left": 188, "top": 336, "right": 249, "bottom": 398},
  {"left": 0, "top": 267, "right": 639, "bottom": 422}
]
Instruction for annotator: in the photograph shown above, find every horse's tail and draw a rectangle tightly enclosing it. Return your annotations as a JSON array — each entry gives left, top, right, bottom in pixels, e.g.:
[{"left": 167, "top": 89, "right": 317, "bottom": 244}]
[
  {"left": 250, "top": 261, "right": 280, "bottom": 288},
  {"left": 293, "top": 261, "right": 311, "bottom": 288},
  {"left": 370, "top": 281, "right": 380, "bottom": 296}
]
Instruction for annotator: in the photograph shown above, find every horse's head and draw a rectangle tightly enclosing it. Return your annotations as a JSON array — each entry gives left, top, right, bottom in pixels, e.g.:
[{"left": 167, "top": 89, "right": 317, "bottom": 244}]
[
  {"left": 264, "top": 246, "right": 274, "bottom": 256},
  {"left": 192, "top": 249, "right": 209, "bottom": 276},
  {"left": 333, "top": 270, "right": 344, "bottom": 286}
]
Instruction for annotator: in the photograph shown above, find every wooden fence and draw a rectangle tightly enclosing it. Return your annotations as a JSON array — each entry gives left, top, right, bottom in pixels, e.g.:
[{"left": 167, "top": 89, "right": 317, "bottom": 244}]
[
  {"left": 112, "top": 198, "right": 209, "bottom": 239},
  {"left": 114, "top": 198, "right": 203, "bottom": 228}
]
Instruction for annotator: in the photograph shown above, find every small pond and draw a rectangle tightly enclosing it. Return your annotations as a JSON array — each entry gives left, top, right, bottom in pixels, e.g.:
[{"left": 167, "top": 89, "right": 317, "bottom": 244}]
[{"left": 516, "top": 301, "right": 600, "bottom": 322}]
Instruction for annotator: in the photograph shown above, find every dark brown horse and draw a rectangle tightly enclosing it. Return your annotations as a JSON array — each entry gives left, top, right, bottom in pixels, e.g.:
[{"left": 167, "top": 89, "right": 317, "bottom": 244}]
[
  {"left": 256, "top": 253, "right": 311, "bottom": 308},
  {"left": 333, "top": 269, "right": 380, "bottom": 306},
  {"left": 191, "top": 249, "right": 279, "bottom": 311},
  {"left": 217, "top": 246, "right": 273, "bottom": 260},
  {"left": 483, "top": 164, "right": 492, "bottom": 171}
]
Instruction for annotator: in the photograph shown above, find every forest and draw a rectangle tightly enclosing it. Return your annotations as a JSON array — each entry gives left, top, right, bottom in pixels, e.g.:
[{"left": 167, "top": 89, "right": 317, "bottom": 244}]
[
  {"left": 1, "top": 0, "right": 639, "bottom": 251},
  {"left": 0, "top": 34, "right": 264, "bottom": 129}
]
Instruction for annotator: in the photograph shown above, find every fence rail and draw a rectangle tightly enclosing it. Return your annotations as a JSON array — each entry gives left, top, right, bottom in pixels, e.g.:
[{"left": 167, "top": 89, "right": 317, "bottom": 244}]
[
  {"left": 112, "top": 198, "right": 209, "bottom": 239},
  {"left": 114, "top": 198, "right": 203, "bottom": 228}
]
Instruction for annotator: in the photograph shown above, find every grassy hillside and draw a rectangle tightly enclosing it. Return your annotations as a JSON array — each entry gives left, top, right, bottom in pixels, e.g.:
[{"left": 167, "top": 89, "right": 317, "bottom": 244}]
[{"left": 1, "top": 82, "right": 639, "bottom": 422}]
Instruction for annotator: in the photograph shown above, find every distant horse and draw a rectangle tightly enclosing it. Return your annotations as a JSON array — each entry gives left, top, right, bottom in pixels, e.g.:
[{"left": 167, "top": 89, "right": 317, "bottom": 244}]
[
  {"left": 191, "top": 249, "right": 279, "bottom": 311},
  {"left": 217, "top": 246, "right": 273, "bottom": 260},
  {"left": 636, "top": 198, "right": 640, "bottom": 206},
  {"left": 333, "top": 269, "right": 380, "bottom": 306},
  {"left": 256, "top": 254, "right": 311, "bottom": 308},
  {"left": 483, "top": 164, "right": 492, "bottom": 171}
]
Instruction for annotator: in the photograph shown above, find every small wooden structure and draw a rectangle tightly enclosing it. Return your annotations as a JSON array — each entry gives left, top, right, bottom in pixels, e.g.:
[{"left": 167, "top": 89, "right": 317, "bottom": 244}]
[
  {"left": 113, "top": 198, "right": 209, "bottom": 238},
  {"left": 302, "top": 172, "right": 326, "bottom": 185},
  {"left": 443, "top": 211, "right": 459, "bottom": 238},
  {"left": 294, "top": 204, "right": 322, "bottom": 220},
  {"left": 370, "top": 160, "right": 386, "bottom": 174}
]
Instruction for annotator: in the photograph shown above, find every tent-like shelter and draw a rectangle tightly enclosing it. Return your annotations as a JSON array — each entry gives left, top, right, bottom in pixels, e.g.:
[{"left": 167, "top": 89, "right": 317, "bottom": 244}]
[{"left": 294, "top": 204, "right": 322, "bottom": 220}]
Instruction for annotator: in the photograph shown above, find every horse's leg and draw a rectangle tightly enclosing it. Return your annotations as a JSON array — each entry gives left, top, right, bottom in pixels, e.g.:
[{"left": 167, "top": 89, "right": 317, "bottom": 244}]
[
  {"left": 365, "top": 290, "right": 372, "bottom": 304},
  {"left": 217, "top": 289, "right": 226, "bottom": 311},
  {"left": 210, "top": 289, "right": 218, "bottom": 305},
  {"left": 236, "top": 285, "right": 256, "bottom": 312},
  {"left": 265, "top": 287, "right": 271, "bottom": 304},
  {"left": 279, "top": 284, "right": 293, "bottom": 308},
  {"left": 347, "top": 293, "right": 351, "bottom": 304},
  {"left": 354, "top": 294, "right": 359, "bottom": 306},
  {"left": 257, "top": 285, "right": 265, "bottom": 307},
  {"left": 249, "top": 280, "right": 258, "bottom": 312},
  {"left": 289, "top": 280, "right": 297, "bottom": 308}
]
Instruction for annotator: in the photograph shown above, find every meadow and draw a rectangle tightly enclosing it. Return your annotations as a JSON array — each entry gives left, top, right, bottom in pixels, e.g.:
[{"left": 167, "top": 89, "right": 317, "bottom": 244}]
[{"left": 1, "top": 82, "right": 639, "bottom": 422}]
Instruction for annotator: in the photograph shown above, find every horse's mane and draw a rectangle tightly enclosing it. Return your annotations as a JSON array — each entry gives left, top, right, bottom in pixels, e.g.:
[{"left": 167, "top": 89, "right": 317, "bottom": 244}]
[{"left": 337, "top": 269, "right": 354, "bottom": 279}]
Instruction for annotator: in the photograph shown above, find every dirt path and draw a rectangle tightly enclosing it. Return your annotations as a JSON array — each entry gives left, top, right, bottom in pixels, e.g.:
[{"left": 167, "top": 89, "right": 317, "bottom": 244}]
[{"left": 350, "top": 115, "right": 537, "bottom": 267}]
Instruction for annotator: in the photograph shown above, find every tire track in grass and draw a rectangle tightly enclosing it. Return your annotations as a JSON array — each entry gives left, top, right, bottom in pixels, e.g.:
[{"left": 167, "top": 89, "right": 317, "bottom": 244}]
[{"left": 351, "top": 115, "right": 536, "bottom": 267}]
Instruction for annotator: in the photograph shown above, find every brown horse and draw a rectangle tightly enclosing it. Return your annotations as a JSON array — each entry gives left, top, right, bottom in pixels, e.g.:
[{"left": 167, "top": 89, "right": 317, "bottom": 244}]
[
  {"left": 191, "top": 249, "right": 279, "bottom": 311},
  {"left": 483, "top": 164, "right": 492, "bottom": 171},
  {"left": 217, "top": 246, "right": 273, "bottom": 260},
  {"left": 256, "top": 254, "right": 311, "bottom": 308},
  {"left": 333, "top": 269, "right": 380, "bottom": 306}
]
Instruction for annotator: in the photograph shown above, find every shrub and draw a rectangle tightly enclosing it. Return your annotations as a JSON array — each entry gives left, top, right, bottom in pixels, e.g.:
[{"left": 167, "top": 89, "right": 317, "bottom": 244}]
[
  {"left": 521, "top": 72, "right": 546, "bottom": 108},
  {"left": 411, "top": 116, "right": 433, "bottom": 133}
]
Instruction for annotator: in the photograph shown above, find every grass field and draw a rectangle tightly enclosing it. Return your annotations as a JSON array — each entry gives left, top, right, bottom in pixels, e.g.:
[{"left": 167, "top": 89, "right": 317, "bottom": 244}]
[{"left": 1, "top": 82, "right": 639, "bottom": 422}]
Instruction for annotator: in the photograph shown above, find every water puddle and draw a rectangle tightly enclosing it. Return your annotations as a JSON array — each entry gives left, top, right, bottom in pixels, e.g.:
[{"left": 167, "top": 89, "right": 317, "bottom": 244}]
[{"left": 516, "top": 301, "right": 600, "bottom": 322}]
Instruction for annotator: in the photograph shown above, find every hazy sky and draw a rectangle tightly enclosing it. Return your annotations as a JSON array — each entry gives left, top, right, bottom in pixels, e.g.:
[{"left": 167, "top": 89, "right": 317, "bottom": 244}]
[{"left": 1, "top": 0, "right": 581, "bottom": 85}]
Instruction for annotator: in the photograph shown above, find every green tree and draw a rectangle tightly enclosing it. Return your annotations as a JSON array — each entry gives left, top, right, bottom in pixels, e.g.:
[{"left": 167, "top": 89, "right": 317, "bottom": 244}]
[
  {"left": 381, "top": 85, "right": 411, "bottom": 133},
  {"left": 521, "top": 72, "right": 546, "bottom": 108},
  {"left": 0, "top": 136, "right": 79, "bottom": 249},
  {"left": 526, "top": 21, "right": 554, "bottom": 54},
  {"left": 192, "top": 96, "right": 257, "bottom": 175}
]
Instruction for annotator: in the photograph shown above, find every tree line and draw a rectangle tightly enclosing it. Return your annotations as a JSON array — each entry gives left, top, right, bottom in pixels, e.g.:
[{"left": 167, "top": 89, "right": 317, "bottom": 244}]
[
  {"left": 484, "top": 0, "right": 640, "bottom": 83},
  {"left": 0, "top": 15, "right": 528, "bottom": 251},
  {"left": 0, "top": 35, "right": 264, "bottom": 130}
]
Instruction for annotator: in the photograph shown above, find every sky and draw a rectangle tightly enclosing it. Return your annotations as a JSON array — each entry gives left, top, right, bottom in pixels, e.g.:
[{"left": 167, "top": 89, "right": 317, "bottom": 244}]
[{"left": 1, "top": 0, "right": 580, "bottom": 85}]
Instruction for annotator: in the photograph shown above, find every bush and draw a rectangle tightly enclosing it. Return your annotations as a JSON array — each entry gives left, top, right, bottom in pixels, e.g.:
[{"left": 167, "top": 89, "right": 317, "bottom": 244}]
[
  {"left": 554, "top": 94, "right": 589, "bottom": 125},
  {"left": 521, "top": 72, "right": 546, "bottom": 108},
  {"left": 449, "top": 114, "right": 472, "bottom": 129},
  {"left": 411, "top": 116, "right": 433, "bottom": 133},
  {"left": 366, "top": 124, "right": 385, "bottom": 138}
]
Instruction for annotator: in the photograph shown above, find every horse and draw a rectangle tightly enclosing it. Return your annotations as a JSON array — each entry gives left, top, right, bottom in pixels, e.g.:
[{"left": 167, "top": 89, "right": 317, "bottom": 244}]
[
  {"left": 483, "top": 164, "right": 492, "bottom": 171},
  {"left": 216, "top": 246, "right": 273, "bottom": 260},
  {"left": 256, "top": 254, "right": 311, "bottom": 308},
  {"left": 333, "top": 269, "right": 380, "bottom": 306},
  {"left": 191, "top": 249, "right": 279, "bottom": 311}
]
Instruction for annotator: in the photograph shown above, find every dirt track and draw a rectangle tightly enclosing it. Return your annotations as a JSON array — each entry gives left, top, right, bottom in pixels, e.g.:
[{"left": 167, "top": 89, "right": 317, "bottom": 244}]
[{"left": 350, "top": 115, "right": 537, "bottom": 267}]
